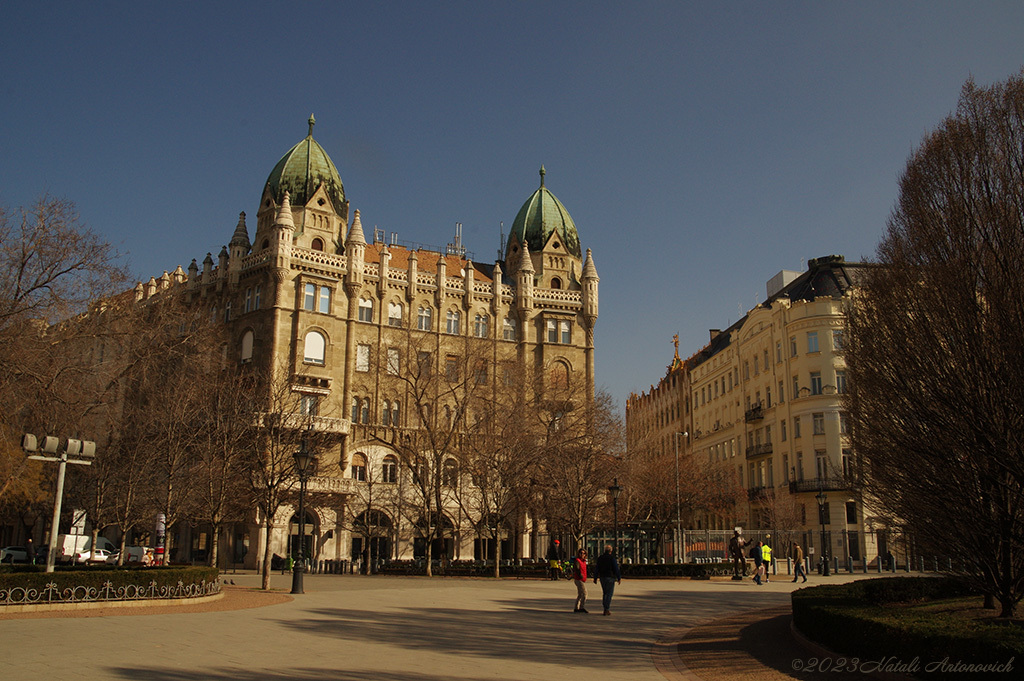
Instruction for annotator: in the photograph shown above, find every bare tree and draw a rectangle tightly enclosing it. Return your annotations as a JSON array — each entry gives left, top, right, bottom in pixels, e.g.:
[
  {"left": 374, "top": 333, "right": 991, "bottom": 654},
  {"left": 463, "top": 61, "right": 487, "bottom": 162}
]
[{"left": 846, "top": 71, "right": 1024, "bottom": 617}]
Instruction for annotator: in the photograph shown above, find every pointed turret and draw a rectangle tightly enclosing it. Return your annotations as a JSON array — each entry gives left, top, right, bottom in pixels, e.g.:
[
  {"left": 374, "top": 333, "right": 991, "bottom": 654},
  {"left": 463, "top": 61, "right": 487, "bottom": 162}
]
[
  {"left": 517, "top": 241, "right": 534, "bottom": 312},
  {"left": 582, "top": 248, "right": 599, "bottom": 321},
  {"left": 406, "top": 250, "right": 419, "bottom": 300},
  {"left": 345, "top": 210, "right": 365, "bottom": 290}
]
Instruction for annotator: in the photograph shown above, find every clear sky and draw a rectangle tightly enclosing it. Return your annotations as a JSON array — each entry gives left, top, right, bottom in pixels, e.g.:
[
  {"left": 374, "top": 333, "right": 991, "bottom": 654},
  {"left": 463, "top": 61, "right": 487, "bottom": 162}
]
[{"left": 3, "top": 2, "right": 1023, "bottom": 414}]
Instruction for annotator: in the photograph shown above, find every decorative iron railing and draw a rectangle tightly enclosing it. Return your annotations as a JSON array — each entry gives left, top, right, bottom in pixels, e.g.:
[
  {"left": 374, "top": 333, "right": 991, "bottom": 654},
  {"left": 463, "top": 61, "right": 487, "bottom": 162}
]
[{"left": 0, "top": 578, "right": 220, "bottom": 606}]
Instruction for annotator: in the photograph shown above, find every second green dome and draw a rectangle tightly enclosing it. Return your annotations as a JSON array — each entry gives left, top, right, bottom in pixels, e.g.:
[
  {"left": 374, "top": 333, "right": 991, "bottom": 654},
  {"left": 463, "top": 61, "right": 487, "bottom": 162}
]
[
  {"left": 506, "top": 167, "right": 581, "bottom": 259},
  {"left": 264, "top": 115, "right": 346, "bottom": 213}
]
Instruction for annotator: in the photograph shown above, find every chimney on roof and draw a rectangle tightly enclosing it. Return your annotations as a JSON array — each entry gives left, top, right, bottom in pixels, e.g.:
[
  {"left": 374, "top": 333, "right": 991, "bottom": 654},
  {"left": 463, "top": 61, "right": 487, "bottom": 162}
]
[{"left": 710, "top": 329, "right": 721, "bottom": 341}]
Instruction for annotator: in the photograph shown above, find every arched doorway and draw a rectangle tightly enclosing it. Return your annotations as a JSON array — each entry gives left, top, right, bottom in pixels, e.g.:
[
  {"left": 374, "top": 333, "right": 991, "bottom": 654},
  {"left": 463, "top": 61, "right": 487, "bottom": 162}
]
[
  {"left": 351, "top": 509, "right": 393, "bottom": 570},
  {"left": 414, "top": 513, "right": 455, "bottom": 560}
]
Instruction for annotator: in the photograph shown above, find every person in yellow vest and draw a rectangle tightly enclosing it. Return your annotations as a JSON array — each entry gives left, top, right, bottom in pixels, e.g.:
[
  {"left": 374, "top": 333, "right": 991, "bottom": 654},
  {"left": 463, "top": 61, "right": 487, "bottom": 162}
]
[{"left": 761, "top": 537, "right": 773, "bottom": 583}]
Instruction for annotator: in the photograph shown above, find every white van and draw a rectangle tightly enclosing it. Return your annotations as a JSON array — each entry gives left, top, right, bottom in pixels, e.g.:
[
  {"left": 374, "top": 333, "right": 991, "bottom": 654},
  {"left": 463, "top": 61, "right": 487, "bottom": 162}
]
[{"left": 56, "top": 535, "right": 117, "bottom": 563}]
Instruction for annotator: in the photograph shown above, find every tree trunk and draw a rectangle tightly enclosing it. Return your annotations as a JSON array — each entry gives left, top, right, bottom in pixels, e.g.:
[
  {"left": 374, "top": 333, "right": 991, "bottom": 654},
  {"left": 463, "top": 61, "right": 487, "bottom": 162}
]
[
  {"left": 493, "top": 535, "right": 501, "bottom": 579},
  {"left": 209, "top": 522, "right": 220, "bottom": 568},
  {"left": 261, "top": 520, "right": 274, "bottom": 590}
]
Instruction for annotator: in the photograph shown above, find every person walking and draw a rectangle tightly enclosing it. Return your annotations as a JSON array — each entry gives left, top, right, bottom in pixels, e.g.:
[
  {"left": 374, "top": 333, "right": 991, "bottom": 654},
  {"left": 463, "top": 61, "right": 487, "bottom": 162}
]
[
  {"left": 728, "top": 529, "right": 746, "bottom": 579},
  {"left": 750, "top": 541, "right": 764, "bottom": 585},
  {"left": 761, "top": 537, "right": 773, "bottom": 583},
  {"left": 547, "top": 540, "right": 562, "bottom": 581},
  {"left": 571, "top": 548, "right": 589, "bottom": 613},
  {"left": 594, "top": 545, "right": 621, "bottom": 616},
  {"left": 791, "top": 543, "right": 808, "bottom": 583}
]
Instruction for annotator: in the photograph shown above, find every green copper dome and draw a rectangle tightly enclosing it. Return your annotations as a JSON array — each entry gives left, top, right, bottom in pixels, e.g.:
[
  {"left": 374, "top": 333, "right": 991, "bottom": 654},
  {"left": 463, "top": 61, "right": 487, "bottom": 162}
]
[
  {"left": 506, "top": 167, "right": 581, "bottom": 259},
  {"left": 264, "top": 115, "right": 346, "bottom": 212}
]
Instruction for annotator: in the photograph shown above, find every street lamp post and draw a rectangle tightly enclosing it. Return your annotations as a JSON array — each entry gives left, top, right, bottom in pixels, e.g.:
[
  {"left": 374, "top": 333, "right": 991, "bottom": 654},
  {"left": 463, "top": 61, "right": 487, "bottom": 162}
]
[
  {"left": 291, "top": 432, "right": 317, "bottom": 595},
  {"left": 609, "top": 478, "right": 621, "bottom": 556},
  {"left": 21, "top": 434, "right": 96, "bottom": 573},
  {"left": 816, "top": 489, "right": 830, "bottom": 577},
  {"left": 674, "top": 432, "right": 686, "bottom": 564}
]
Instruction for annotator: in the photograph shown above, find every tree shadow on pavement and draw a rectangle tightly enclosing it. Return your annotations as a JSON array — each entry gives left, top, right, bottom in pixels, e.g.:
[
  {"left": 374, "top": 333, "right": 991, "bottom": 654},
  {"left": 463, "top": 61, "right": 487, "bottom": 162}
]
[{"left": 108, "top": 668, "right": 514, "bottom": 681}]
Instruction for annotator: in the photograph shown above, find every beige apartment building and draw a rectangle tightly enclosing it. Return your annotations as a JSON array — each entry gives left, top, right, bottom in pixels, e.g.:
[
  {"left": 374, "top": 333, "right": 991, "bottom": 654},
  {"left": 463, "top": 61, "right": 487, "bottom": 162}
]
[
  {"left": 126, "top": 118, "right": 599, "bottom": 567},
  {"left": 628, "top": 255, "right": 885, "bottom": 567}
]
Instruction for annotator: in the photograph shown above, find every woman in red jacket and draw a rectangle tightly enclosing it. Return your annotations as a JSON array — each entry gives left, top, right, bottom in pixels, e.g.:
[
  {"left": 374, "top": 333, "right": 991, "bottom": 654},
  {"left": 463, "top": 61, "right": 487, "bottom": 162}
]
[{"left": 571, "top": 548, "right": 589, "bottom": 613}]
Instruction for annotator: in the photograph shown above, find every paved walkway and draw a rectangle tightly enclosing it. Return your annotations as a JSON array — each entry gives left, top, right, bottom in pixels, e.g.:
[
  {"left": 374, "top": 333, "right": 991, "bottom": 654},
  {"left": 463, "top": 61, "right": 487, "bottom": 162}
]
[{"left": 0, "top": 571, "right": 875, "bottom": 680}]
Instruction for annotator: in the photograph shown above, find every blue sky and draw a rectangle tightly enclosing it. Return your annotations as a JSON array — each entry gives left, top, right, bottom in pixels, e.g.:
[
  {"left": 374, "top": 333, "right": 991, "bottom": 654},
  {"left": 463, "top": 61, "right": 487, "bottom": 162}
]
[{"left": 3, "top": 2, "right": 1024, "bottom": 413}]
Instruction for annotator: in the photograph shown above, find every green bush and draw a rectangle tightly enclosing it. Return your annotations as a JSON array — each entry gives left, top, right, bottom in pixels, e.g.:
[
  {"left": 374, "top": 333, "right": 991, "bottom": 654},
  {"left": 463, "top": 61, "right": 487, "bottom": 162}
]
[
  {"left": 0, "top": 566, "right": 219, "bottom": 603},
  {"left": 791, "top": 578, "right": 1022, "bottom": 679}
]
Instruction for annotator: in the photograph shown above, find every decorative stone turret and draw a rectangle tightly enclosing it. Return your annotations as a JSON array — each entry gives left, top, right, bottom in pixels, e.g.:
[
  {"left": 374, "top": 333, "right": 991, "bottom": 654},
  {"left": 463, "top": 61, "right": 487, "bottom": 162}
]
[
  {"left": 464, "top": 259, "right": 475, "bottom": 308},
  {"left": 274, "top": 192, "right": 295, "bottom": 271},
  {"left": 435, "top": 252, "right": 447, "bottom": 308},
  {"left": 581, "top": 248, "right": 599, "bottom": 323},
  {"left": 406, "top": 250, "right": 419, "bottom": 300},
  {"left": 187, "top": 259, "right": 199, "bottom": 289},
  {"left": 228, "top": 212, "right": 250, "bottom": 286},
  {"left": 491, "top": 261, "right": 503, "bottom": 315},
  {"left": 345, "top": 210, "right": 365, "bottom": 292},
  {"left": 202, "top": 253, "right": 214, "bottom": 287},
  {"left": 516, "top": 241, "right": 534, "bottom": 313},
  {"left": 378, "top": 245, "right": 391, "bottom": 298},
  {"left": 172, "top": 265, "right": 186, "bottom": 285}
]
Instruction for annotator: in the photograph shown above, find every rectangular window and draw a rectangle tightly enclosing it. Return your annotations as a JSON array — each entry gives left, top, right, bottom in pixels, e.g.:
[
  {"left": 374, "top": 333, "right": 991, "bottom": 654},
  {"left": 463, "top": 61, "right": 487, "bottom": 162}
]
[
  {"left": 446, "top": 310, "right": 460, "bottom": 334},
  {"left": 845, "top": 501, "right": 857, "bottom": 524},
  {"left": 359, "top": 298, "right": 373, "bottom": 322},
  {"left": 417, "top": 351, "right": 432, "bottom": 376},
  {"left": 388, "top": 302, "right": 402, "bottom": 327},
  {"left": 842, "top": 448, "right": 853, "bottom": 478},
  {"left": 352, "top": 461, "right": 367, "bottom": 482},
  {"left": 835, "top": 370, "right": 847, "bottom": 394},
  {"left": 224, "top": 301, "right": 231, "bottom": 322},
  {"left": 502, "top": 317, "right": 517, "bottom": 341},
  {"left": 254, "top": 285, "right": 261, "bottom": 310},
  {"left": 793, "top": 375, "right": 800, "bottom": 399},
  {"left": 778, "top": 380, "right": 784, "bottom": 403},
  {"left": 300, "top": 394, "right": 319, "bottom": 417},
  {"left": 387, "top": 347, "right": 400, "bottom": 375},
  {"left": 807, "top": 331, "right": 819, "bottom": 353},
  {"left": 839, "top": 412, "right": 849, "bottom": 435},
  {"left": 794, "top": 416, "right": 801, "bottom": 439},
  {"left": 445, "top": 355, "right": 459, "bottom": 382},
  {"left": 776, "top": 341, "right": 782, "bottom": 363},
  {"left": 319, "top": 287, "right": 331, "bottom": 314},
  {"left": 546, "top": 319, "right": 557, "bottom": 343},
  {"left": 810, "top": 371, "right": 822, "bottom": 395},
  {"left": 813, "top": 412, "right": 825, "bottom": 435},
  {"left": 796, "top": 451, "right": 804, "bottom": 481},
  {"left": 245, "top": 288, "right": 252, "bottom": 313},
  {"left": 832, "top": 329, "right": 845, "bottom": 352},
  {"left": 781, "top": 419, "right": 787, "bottom": 441},
  {"left": 356, "top": 344, "right": 370, "bottom": 372},
  {"left": 782, "top": 454, "right": 789, "bottom": 483},
  {"left": 475, "top": 361, "right": 487, "bottom": 385},
  {"left": 790, "top": 336, "right": 797, "bottom": 357},
  {"left": 560, "top": 320, "right": 571, "bottom": 344},
  {"left": 815, "top": 450, "right": 828, "bottom": 479},
  {"left": 303, "top": 283, "right": 316, "bottom": 311},
  {"left": 417, "top": 307, "right": 431, "bottom": 331}
]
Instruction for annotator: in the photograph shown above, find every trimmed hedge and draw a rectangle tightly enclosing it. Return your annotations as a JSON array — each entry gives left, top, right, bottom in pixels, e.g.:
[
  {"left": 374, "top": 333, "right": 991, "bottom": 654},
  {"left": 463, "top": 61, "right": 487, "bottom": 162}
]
[
  {"left": 0, "top": 565, "right": 219, "bottom": 594},
  {"left": 791, "top": 577, "right": 1022, "bottom": 679}
]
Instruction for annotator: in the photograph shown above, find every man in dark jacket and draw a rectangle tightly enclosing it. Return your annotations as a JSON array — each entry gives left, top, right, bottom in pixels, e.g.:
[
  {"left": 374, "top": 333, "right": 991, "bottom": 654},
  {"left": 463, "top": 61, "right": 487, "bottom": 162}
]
[
  {"left": 750, "top": 541, "right": 764, "bottom": 585},
  {"left": 594, "top": 545, "right": 621, "bottom": 616}
]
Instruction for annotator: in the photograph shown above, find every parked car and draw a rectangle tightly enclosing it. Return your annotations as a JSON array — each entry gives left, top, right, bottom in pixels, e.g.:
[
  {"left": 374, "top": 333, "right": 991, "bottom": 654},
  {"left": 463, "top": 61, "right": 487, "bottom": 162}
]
[
  {"left": 0, "top": 546, "right": 30, "bottom": 563},
  {"left": 74, "top": 548, "right": 110, "bottom": 564},
  {"left": 105, "top": 547, "right": 152, "bottom": 566}
]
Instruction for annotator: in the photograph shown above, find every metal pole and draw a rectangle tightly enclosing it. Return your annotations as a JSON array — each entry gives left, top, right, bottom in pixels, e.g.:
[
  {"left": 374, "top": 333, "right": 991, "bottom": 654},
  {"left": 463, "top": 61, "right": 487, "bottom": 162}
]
[
  {"left": 291, "top": 473, "right": 307, "bottom": 594},
  {"left": 44, "top": 452, "right": 68, "bottom": 574},
  {"left": 674, "top": 433, "right": 682, "bottom": 564}
]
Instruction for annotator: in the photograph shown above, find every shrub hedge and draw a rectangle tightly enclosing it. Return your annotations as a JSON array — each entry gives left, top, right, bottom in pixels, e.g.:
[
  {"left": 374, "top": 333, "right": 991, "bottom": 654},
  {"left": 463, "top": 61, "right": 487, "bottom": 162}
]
[
  {"left": 0, "top": 565, "right": 219, "bottom": 595},
  {"left": 791, "top": 577, "right": 1022, "bottom": 679}
]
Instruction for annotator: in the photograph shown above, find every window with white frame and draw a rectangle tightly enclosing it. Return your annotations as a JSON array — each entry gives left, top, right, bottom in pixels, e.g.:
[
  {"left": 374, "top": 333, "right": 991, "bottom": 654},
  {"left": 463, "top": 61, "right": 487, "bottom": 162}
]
[
  {"left": 793, "top": 374, "right": 800, "bottom": 399},
  {"left": 835, "top": 370, "right": 847, "bottom": 394},
  {"left": 832, "top": 328, "right": 845, "bottom": 352},
  {"left": 381, "top": 455, "right": 398, "bottom": 483},
  {"left": 815, "top": 450, "right": 828, "bottom": 479},
  {"left": 547, "top": 319, "right": 557, "bottom": 343},
  {"left": 351, "top": 453, "right": 367, "bottom": 481},
  {"left": 503, "top": 317, "right": 517, "bottom": 341},
  {"left": 839, "top": 412, "right": 849, "bottom": 434},
  {"left": 813, "top": 412, "right": 825, "bottom": 435},
  {"left": 300, "top": 394, "right": 319, "bottom": 416},
  {"left": 781, "top": 418, "right": 787, "bottom": 441},
  {"left": 319, "top": 287, "right": 331, "bottom": 314},
  {"left": 361, "top": 398, "right": 370, "bottom": 424},
  {"left": 304, "top": 283, "right": 316, "bottom": 311},
  {"left": 794, "top": 416, "right": 802, "bottom": 438},
  {"left": 387, "top": 347, "right": 400, "bottom": 375},
  {"left": 303, "top": 331, "right": 326, "bottom": 364},
  {"left": 356, "top": 344, "right": 371, "bottom": 372},
  {"left": 417, "top": 306, "right": 432, "bottom": 331},
  {"left": 560, "top": 320, "right": 570, "bottom": 344},
  {"left": 388, "top": 302, "right": 403, "bottom": 327},
  {"left": 807, "top": 331, "right": 819, "bottom": 353},
  {"left": 446, "top": 309, "right": 460, "bottom": 334},
  {"left": 796, "top": 451, "right": 804, "bottom": 480},
  {"left": 351, "top": 397, "right": 360, "bottom": 423},
  {"left": 790, "top": 336, "right": 797, "bottom": 357},
  {"left": 358, "top": 297, "right": 374, "bottom": 322},
  {"left": 473, "top": 313, "right": 489, "bottom": 338},
  {"left": 390, "top": 400, "right": 400, "bottom": 427},
  {"left": 810, "top": 371, "right": 822, "bottom": 395}
]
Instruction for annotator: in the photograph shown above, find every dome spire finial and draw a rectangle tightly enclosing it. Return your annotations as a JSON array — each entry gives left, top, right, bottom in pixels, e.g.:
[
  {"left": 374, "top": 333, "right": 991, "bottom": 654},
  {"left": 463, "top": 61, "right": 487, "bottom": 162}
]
[
  {"left": 308, "top": 114, "right": 315, "bottom": 137},
  {"left": 539, "top": 165, "right": 546, "bottom": 187}
]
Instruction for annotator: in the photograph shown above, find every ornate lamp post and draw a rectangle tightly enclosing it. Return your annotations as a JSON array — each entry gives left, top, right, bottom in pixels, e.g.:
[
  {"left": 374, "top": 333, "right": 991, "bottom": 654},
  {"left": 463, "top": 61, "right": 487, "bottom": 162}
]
[
  {"left": 291, "top": 432, "right": 317, "bottom": 594},
  {"left": 609, "top": 478, "right": 621, "bottom": 556},
  {"left": 816, "top": 489, "right": 830, "bottom": 577}
]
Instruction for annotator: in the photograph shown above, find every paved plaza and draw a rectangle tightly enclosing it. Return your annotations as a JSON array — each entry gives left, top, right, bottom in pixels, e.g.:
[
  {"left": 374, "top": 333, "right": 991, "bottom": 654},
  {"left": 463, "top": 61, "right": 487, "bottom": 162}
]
[{"left": 0, "top": 571, "right": 874, "bottom": 681}]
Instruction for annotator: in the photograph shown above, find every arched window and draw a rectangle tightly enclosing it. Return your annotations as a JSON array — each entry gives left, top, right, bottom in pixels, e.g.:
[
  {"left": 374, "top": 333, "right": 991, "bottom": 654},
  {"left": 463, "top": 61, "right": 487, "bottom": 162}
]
[
  {"left": 390, "top": 400, "right": 400, "bottom": 427},
  {"left": 351, "top": 453, "right": 367, "bottom": 481},
  {"left": 351, "top": 397, "right": 361, "bottom": 423},
  {"left": 381, "top": 455, "right": 398, "bottom": 483},
  {"left": 550, "top": 277, "right": 562, "bottom": 289},
  {"left": 358, "top": 297, "right": 374, "bottom": 322},
  {"left": 502, "top": 317, "right": 517, "bottom": 341},
  {"left": 417, "top": 306, "right": 432, "bottom": 331},
  {"left": 473, "top": 313, "right": 489, "bottom": 338},
  {"left": 311, "top": 237, "right": 325, "bottom": 251},
  {"left": 551, "top": 361, "right": 570, "bottom": 389},
  {"left": 303, "top": 331, "right": 325, "bottom": 364},
  {"left": 446, "top": 309, "right": 460, "bottom": 335},
  {"left": 388, "top": 302, "right": 403, "bottom": 327},
  {"left": 361, "top": 398, "right": 371, "bottom": 424},
  {"left": 240, "top": 329, "right": 254, "bottom": 362},
  {"left": 382, "top": 400, "right": 392, "bottom": 426}
]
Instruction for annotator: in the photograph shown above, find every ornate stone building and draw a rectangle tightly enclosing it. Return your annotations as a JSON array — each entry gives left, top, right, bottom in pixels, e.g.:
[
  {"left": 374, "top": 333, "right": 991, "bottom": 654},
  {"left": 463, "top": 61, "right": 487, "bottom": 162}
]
[
  {"left": 628, "top": 256, "right": 883, "bottom": 566},
  {"left": 135, "top": 118, "right": 599, "bottom": 568}
]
